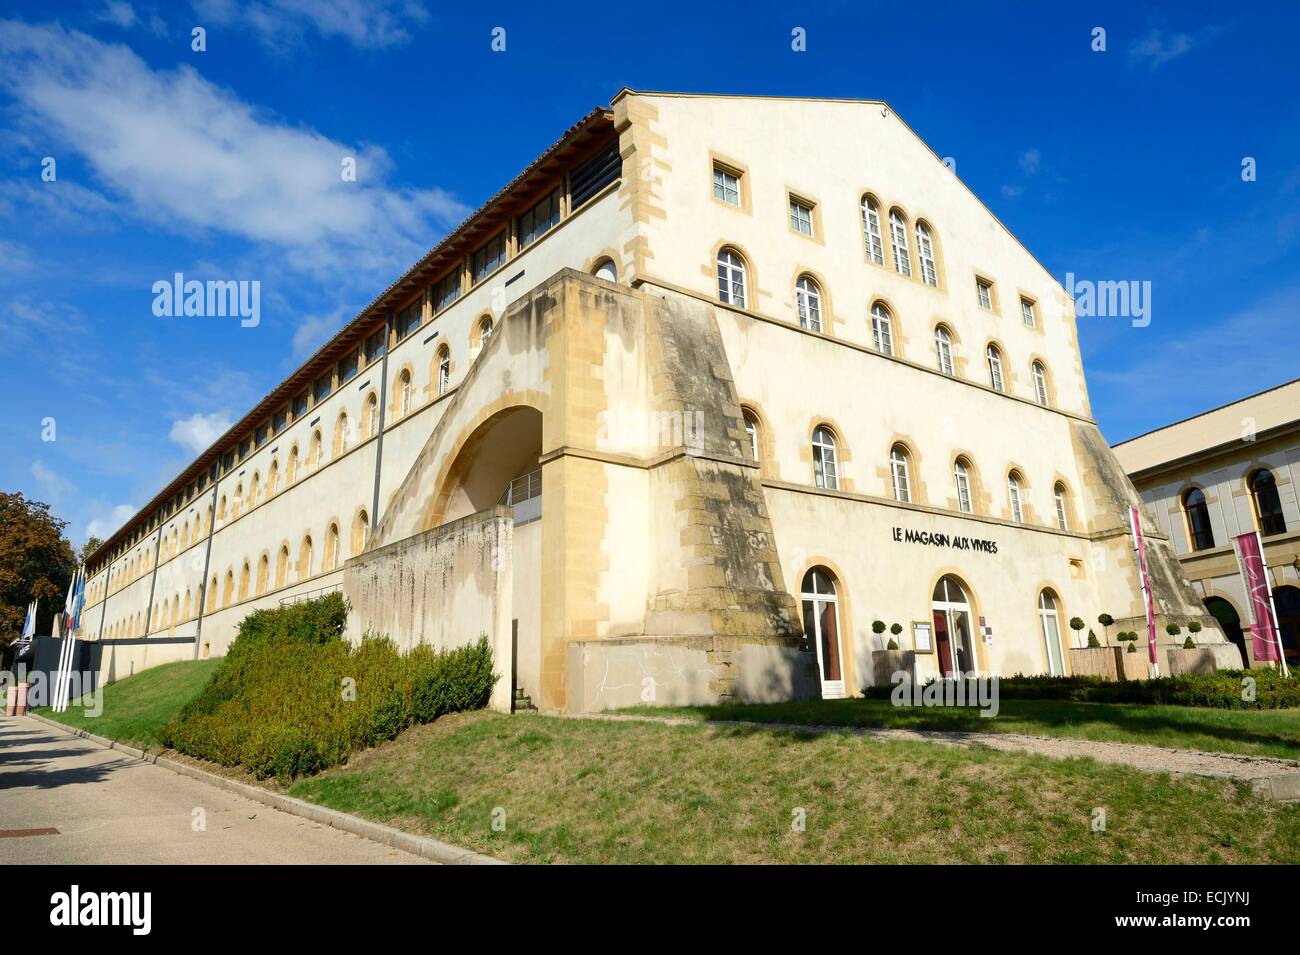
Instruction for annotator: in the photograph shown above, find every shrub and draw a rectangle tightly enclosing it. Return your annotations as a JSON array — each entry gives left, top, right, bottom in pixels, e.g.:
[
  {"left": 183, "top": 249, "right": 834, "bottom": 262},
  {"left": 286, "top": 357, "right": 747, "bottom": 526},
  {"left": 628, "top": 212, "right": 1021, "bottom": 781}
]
[
  {"left": 886, "top": 638, "right": 899, "bottom": 650},
  {"left": 1189, "top": 621, "right": 1203, "bottom": 635},
  {"left": 986, "top": 670, "right": 1300, "bottom": 709},
  {"left": 872, "top": 620, "right": 886, "bottom": 634},
  {"left": 890, "top": 623, "right": 903, "bottom": 637},
  {"left": 1166, "top": 623, "right": 1182, "bottom": 638},
  {"left": 160, "top": 594, "right": 497, "bottom": 781},
  {"left": 1183, "top": 636, "right": 1196, "bottom": 649},
  {"left": 1086, "top": 631, "right": 1101, "bottom": 648}
]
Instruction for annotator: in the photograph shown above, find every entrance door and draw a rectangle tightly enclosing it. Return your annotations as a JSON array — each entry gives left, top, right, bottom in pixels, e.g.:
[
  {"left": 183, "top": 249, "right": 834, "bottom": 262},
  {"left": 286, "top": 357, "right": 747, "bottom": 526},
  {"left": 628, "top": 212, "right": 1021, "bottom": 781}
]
[
  {"left": 931, "top": 576, "right": 977, "bottom": 677},
  {"left": 801, "top": 567, "right": 845, "bottom": 699},
  {"left": 1038, "top": 589, "right": 1065, "bottom": 676}
]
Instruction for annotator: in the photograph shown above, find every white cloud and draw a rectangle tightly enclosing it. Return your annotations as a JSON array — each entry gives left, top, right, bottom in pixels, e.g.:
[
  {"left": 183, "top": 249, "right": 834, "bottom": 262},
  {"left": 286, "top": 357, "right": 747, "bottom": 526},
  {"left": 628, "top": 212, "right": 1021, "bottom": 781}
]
[
  {"left": 0, "top": 20, "right": 468, "bottom": 276},
  {"left": 292, "top": 304, "right": 353, "bottom": 358},
  {"left": 192, "top": 0, "right": 430, "bottom": 51},
  {"left": 1018, "top": 148, "right": 1041, "bottom": 176},
  {"left": 98, "top": 2, "right": 139, "bottom": 29},
  {"left": 1000, "top": 185, "right": 1024, "bottom": 198},
  {"left": 87, "top": 503, "right": 137, "bottom": 541},
  {"left": 30, "top": 460, "right": 79, "bottom": 507},
  {"left": 1128, "top": 29, "right": 1196, "bottom": 71},
  {"left": 169, "top": 411, "right": 233, "bottom": 455}
]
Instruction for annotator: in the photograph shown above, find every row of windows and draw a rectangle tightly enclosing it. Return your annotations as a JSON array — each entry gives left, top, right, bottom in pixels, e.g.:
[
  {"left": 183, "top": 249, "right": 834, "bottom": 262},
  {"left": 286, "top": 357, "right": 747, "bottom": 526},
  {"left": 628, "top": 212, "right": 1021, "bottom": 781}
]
[
  {"left": 721, "top": 254, "right": 1056, "bottom": 406},
  {"left": 1181, "top": 468, "right": 1289, "bottom": 552},
  {"left": 746, "top": 418, "right": 1073, "bottom": 531}
]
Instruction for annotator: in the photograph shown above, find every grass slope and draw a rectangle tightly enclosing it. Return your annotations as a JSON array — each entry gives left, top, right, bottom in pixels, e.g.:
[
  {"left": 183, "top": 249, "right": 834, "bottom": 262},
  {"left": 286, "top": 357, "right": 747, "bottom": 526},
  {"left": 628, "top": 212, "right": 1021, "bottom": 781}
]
[
  {"left": 292, "top": 711, "right": 1300, "bottom": 864},
  {"left": 38, "top": 658, "right": 221, "bottom": 749},
  {"left": 621, "top": 698, "right": 1300, "bottom": 761}
]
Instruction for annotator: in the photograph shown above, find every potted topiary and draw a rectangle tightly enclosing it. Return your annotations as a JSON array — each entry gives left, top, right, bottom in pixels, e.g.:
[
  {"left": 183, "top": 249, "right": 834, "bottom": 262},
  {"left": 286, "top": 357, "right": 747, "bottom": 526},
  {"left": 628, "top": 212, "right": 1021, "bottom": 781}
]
[
  {"left": 872, "top": 620, "right": 886, "bottom": 650},
  {"left": 1069, "top": 617, "right": 1085, "bottom": 648},
  {"left": 1097, "top": 613, "right": 1114, "bottom": 645},
  {"left": 1122, "top": 631, "right": 1138, "bottom": 654},
  {"left": 1188, "top": 620, "right": 1202, "bottom": 642},
  {"left": 1086, "top": 629, "right": 1101, "bottom": 648},
  {"left": 1183, "top": 635, "right": 1195, "bottom": 649},
  {"left": 1165, "top": 623, "right": 1181, "bottom": 641},
  {"left": 889, "top": 622, "right": 903, "bottom": 650}
]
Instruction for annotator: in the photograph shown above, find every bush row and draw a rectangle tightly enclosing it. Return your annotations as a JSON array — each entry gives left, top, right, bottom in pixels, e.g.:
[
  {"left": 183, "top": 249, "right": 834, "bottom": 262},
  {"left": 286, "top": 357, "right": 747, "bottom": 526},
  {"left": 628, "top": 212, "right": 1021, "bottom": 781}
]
[{"left": 160, "top": 593, "right": 497, "bottom": 780}]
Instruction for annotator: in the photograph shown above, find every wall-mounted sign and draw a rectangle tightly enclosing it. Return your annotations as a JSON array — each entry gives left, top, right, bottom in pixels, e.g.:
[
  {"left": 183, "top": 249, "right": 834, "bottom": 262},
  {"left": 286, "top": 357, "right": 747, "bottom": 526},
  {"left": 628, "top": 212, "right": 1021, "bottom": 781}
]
[
  {"left": 913, "top": 621, "right": 932, "bottom": 653},
  {"left": 980, "top": 615, "right": 993, "bottom": 645},
  {"left": 891, "top": 526, "right": 998, "bottom": 554}
]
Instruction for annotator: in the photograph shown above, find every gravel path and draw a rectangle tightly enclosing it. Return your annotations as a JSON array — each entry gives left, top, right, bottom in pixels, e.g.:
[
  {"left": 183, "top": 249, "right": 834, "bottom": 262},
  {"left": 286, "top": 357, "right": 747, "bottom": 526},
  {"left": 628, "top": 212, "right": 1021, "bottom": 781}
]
[{"left": 573, "top": 712, "right": 1300, "bottom": 791}]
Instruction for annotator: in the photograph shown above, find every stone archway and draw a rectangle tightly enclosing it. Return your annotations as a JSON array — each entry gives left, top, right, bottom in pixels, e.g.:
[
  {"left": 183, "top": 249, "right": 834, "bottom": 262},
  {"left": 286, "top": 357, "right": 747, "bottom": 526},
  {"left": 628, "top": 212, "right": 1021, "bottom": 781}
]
[{"left": 428, "top": 405, "right": 543, "bottom": 529}]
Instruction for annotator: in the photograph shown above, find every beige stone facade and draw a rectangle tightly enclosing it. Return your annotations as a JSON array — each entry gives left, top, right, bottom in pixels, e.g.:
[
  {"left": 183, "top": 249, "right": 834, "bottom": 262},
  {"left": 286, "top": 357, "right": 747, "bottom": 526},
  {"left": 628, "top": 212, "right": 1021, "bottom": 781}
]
[{"left": 79, "top": 92, "right": 1221, "bottom": 710}]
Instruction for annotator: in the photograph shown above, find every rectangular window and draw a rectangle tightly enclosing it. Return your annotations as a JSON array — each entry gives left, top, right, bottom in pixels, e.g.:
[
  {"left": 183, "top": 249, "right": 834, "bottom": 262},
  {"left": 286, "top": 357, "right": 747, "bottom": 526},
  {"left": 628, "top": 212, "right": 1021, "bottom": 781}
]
[
  {"left": 431, "top": 271, "right": 460, "bottom": 314},
  {"left": 291, "top": 393, "right": 308, "bottom": 420},
  {"left": 396, "top": 298, "right": 423, "bottom": 341},
  {"left": 1021, "top": 297, "right": 1037, "bottom": 327},
  {"left": 472, "top": 232, "right": 507, "bottom": 284},
  {"left": 313, "top": 372, "right": 332, "bottom": 404},
  {"left": 237, "top": 437, "right": 251, "bottom": 460},
  {"left": 254, "top": 426, "right": 268, "bottom": 449},
  {"left": 272, "top": 409, "right": 287, "bottom": 434},
  {"left": 364, "top": 329, "right": 386, "bottom": 366},
  {"left": 569, "top": 141, "right": 620, "bottom": 208},
  {"left": 977, "top": 279, "right": 993, "bottom": 310},
  {"left": 337, "top": 348, "right": 360, "bottom": 384},
  {"left": 221, "top": 451, "right": 234, "bottom": 473},
  {"left": 712, "top": 165, "right": 741, "bottom": 206},
  {"left": 789, "top": 198, "right": 814, "bottom": 236},
  {"left": 519, "top": 189, "right": 560, "bottom": 249}
]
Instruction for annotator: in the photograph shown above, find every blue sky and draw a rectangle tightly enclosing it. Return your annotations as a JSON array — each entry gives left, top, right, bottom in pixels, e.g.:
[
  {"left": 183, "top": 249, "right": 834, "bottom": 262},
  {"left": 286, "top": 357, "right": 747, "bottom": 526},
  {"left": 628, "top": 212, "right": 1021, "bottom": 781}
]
[{"left": 2, "top": 0, "right": 1297, "bottom": 545}]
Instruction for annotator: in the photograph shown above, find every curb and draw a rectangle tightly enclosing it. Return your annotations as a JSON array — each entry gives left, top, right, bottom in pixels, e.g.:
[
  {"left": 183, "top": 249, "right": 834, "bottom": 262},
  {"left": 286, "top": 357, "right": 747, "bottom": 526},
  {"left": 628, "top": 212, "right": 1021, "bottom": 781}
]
[{"left": 24, "top": 712, "right": 505, "bottom": 865}]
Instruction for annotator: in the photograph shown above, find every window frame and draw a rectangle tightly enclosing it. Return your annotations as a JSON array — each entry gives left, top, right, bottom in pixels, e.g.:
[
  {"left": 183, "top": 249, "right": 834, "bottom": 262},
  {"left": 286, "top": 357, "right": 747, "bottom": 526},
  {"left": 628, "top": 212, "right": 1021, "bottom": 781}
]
[{"left": 812, "top": 426, "right": 839, "bottom": 491}]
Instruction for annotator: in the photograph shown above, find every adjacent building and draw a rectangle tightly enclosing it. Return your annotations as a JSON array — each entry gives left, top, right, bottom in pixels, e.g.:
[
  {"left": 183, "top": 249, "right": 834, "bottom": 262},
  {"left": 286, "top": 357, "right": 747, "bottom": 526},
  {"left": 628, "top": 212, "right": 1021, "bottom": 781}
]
[
  {"left": 1113, "top": 379, "right": 1300, "bottom": 667},
  {"left": 79, "top": 92, "right": 1221, "bottom": 711}
]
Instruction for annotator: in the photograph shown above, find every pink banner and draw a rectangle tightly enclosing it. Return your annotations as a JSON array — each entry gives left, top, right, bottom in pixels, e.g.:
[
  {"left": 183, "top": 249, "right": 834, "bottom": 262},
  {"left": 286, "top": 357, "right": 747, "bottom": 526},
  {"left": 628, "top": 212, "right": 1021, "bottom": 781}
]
[
  {"left": 1129, "top": 507, "right": 1158, "bottom": 665},
  {"left": 1234, "top": 532, "right": 1280, "bottom": 662}
]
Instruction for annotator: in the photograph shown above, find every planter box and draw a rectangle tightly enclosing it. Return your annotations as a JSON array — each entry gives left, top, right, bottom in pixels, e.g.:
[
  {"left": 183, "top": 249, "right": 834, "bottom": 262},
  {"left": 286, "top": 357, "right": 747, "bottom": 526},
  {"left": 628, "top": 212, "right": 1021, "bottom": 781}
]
[
  {"left": 1068, "top": 646, "right": 1121, "bottom": 680},
  {"left": 1118, "top": 651, "right": 1150, "bottom": 681},
  {"left": 1167, "top": 647, "right": 1220, "bottom": 676},
  {"left": 870, "top": 649, "right": 915, "bottom": 688}
]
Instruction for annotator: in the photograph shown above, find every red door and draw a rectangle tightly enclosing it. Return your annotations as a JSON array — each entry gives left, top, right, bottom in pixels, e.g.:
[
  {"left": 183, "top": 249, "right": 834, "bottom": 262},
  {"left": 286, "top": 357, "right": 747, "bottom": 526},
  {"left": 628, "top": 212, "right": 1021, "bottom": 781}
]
[{"left": 933, "top": 610, "right": 952, "bottom": 675}]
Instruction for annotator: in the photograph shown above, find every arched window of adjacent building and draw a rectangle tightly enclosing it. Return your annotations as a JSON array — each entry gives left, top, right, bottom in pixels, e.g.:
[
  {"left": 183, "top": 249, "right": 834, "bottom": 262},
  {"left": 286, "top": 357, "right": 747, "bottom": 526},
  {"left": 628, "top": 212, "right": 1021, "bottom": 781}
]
[
  {"left": 181, "top": 523, "right": 190, "bottom": 551},
  {"left": 795, "top": 275, "right": 822, "bottom": 332},
  {"left": 1184, "top": 487, "right": 1215, "bottom": 550},
  {"left": 890, "top": 444, "right": 912, "bottom": 503},
  {"left": 1038, "top": 589, "right": 1066, "bottom": 675},
  {"left": 1054, "top": 483, "right": 1070, "bottom": 531},
  {"left": 1250, "top": 468, "right": 1287, "bottom": 536},
  {"left": 249, "top": 472, "right": 260, "bottom": 509},
  {"left": 232, "top": 483, "right": 243, "bottom": 519},
  {"left": 298, "top": 535, "right": 313, "bottom": 579},
  {"left": 934, "top": 325, "right": 954, "bottom": 376},
  {"left": 308, "top": 430, "right": 322, "bottom": 470},
  {"left": 363, "top": 392, "right": 379, "bottom": 438},
  {"left": 171, "top": 527, "right": 179, "bottom": 556},
  {"left": 1031, "top": 361, "right": 1049, "bottom": 406},
  {"left": 889, "top": 209, "right": 912, "bottom": 276},
  {"left": 1008, "top": 471, "right": 1024, "bottom": 523},
  {"left": 861, "top": 196, "right": 885, "bottom": 265},
  {"left": 742, "top": 409, "right": 760, "bottom": 463},
  {"left": 812, "top": 426, "right": 839, "bottom": 490},
  {"left": 207, "top": 576, "right": 218, "bottom": 612},
  {"left": 870, "top": 302, "right": 893, "bottom": 356},
  {"left": 594, "top": 258, "right": 617, "bottom": 282},
  {"left": 238, "top": 560, "right": 250, "bottom": 601},
  {"left": 182, "top": 590, "right": 191, "bottom": 621},
  {"left": 352, "top": 509, "right": 369, "bottom": 557},
  {"left": 324, "top": 523, "right": 340, "bottom": 571},
  {"left": 986, "top": 344, "right": 1005, "bottom": 392},
  {"left": 717, "top": 247, "right": 747, "bottom": 308},
  {"left": 915, "top": 221, "right": 938, "bottom": 287},
  {"left": 437, "top": 346, "right": 451, "bottom": 396},
  {"left": 222, "top": 569, "right": 234, "bottom": 607},
  {"left": 286, "top": 446, "right": 299, "bottom": 486},
  {"left": 474, "top": 316, "right": 494, "bottom": 358},
  {"left": 396, "top": 371, "right": 412, "bottom": 419},
  {"left": 276, "top": 545, "right": 289, "bottom": 588},
  {"left": 334, "top": 412, "right": 350, "bottom": 457},
  {"left": 800, "top": 566, "right": 844, "bottom": 695},
  {"left": 267, "top": 460, "right": 279, "bottom": 497},
  {"left": 256, "top": 553, "right": 269, "bottom": 595},
  {"left": 954, "top": 457, "right": 974, "bottom": 513}
]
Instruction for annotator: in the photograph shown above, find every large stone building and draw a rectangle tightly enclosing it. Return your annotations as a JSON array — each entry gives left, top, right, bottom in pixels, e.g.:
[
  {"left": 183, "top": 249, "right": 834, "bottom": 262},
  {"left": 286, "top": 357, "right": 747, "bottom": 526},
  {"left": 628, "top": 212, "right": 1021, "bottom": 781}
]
[
  {"left": 1113, "top": 379, "right": 1300, "bottom": 668},
  {"left": 79, "top": 91, "right": 1222, "bottom": 711}
]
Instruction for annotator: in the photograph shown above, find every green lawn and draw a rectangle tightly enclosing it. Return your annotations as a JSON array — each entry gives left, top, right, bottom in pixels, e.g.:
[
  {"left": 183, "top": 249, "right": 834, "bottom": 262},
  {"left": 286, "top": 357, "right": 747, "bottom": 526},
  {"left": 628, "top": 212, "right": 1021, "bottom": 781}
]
[
  {"left": 36, "top": 658, "right": 221, "bottom": 749},
  {"left": 291, "top": 710, "right": 1300, "bottom": 864},
  {"left": 620, "top": 698, "right": 1300, "bottom": 762}
]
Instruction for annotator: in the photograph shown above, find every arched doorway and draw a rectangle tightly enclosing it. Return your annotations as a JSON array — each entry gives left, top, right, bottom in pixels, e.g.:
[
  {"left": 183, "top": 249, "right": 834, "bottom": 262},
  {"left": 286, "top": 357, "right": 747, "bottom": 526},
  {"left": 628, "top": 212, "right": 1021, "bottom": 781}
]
[
  {"left": 1204, "top": 596, "right": 1246, "bottom": 665},
  {"left": 1038, "top": 589, "right": 1066, "bottom": 676},
  {"left": 1275, "top": 586, "right": 1300, "bottom": 666},
  {"left": 434, "top": 406, "right": 543, "bottom": 527},
  {"left": 801, "top": 567, "right": 845, "bottom": 699},
  {"left": 932, "top": 576, "right": 977, "bottom": 677}
]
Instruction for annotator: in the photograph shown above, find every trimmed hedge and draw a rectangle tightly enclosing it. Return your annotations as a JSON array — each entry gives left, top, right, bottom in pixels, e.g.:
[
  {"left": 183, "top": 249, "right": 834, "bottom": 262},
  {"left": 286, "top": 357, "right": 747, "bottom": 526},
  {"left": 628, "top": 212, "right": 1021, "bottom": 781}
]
[
  {"left": 160, "top": 593, "right": 497, "bottom": 780},
  {"left": 865, "top": 669, "right": 1300, "bottom": 709}
]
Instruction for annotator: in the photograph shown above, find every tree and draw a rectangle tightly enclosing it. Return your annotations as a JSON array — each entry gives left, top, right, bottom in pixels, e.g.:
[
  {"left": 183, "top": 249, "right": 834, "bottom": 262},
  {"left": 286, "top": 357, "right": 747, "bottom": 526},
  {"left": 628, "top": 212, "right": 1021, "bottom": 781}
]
[
  {"left": 78, "top": 536, "right": 103, "bottom": 564},
  {"left": 0, "top": 492, "right": 77, "bottom": 646},
  {"left": 1097, "top": 612, "right": 1114, "bottom": 644}
]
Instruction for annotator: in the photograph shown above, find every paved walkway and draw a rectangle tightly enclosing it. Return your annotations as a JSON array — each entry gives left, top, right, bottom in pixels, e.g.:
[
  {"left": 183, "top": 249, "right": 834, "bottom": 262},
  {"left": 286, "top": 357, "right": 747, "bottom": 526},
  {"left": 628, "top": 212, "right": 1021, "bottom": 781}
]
[
  {"left": 0, "top": 717, "right": 430, "bottom": 864},
  {"left": 578, "top": 713, "right": 1300, "bottom": 795}
]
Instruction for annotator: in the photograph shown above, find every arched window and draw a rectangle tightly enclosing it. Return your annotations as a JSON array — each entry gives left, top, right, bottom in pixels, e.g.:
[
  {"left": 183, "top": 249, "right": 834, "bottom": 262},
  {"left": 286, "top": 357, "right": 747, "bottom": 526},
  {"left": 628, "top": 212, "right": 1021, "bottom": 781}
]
[
  {"left": 931, "top": 575, "right": 975, "bottom": 677},
  {"left": 256, "top": 554, "right": 269, "bottom": 595},
  {"left": 180, "top": 523, "right": 190, "bottom": 551},
  {"left": 267, "top": 460, "right": 279, "bottom": 497},
  {"left": 1031, "top": 361, "right": 1049, "bottom": 406},
  {"left": 800, "top": 567, "right": 844, "bottom": 695},
  {"left": 238, "top": 561, "right": 250, "bottom": 601},
  {"left": 363, "top": 393, "right": 379, "bottom": 438},
  {"left": 860, "top": 196, "right": 884, "bottom": 265},
  {"left": 1054, "top": 483, "right": 1070, "bottom": 531},
  {"left": 716, "top": 248, "right": 747, "bottom": 308},
  {"left": 1007, "top": 471, "right": 1024, "bottom": 523},
  {"left": 324, "top": 523, "right": 340, "bottom": 571},
  {"left": 352, "top": 510, "right": 369, "bottom": 557},
  {"left": 915, "top": 221, "right": 938, "bottom": 287},
  {"left": 207, "top": 576, "right": 218, "bottom": 612},
  {"left": 889, "top": 445, "right": 912, "bottom": 503},
  {"left": 249, "top": 473, "right": 260, "bottom": 509},
  {"left": 276, "top": 545, "right": 289, "bottom": 588},
  {"left": 222, "top": 569, "right": 234, "bottom": 607},
  {"left": 334, "top": 412, "right": 350, "bottom": 457},
  {"left": 396, "top": 372, "right": 412, "bottom": 419},
  {"left": 437, "top": 346, "right": 451, "bottom": 396},
  {"left": 795, "top": 275, "right": 822, "bottom": 332},
  {"left": 1250, "top": 469, "right": 1287, "bottom": 536},
  {"left": 308, "top": 430, "right": 322, "bottom": 470},
  {"left": 1038, "top": 589, "right": 1066, "bottom": 675},
  {"left": 870, "top": 303, "right": 893, "bottom": 356},
  {"left": 812, "top": 426, "right": 839, "bottom": 490},
  {"left": 232, "top": 484, "right": 243, "bottom": 518},
  {"left": 594, "top": 258, "right": 617, "bottom": 283},
  {"left": 287, "top": 446, "right": 299, "bottom": 485},
  {"left": 298, "top": 536, "right": 313, "bottom": 579},
  {"left": 742, "top": 409, "right": 760, "bottom": 463},
  {"left": 1184, "top": 487, "right": 1215, "bottom": 550},
  {"left": 480, "top": 316, "right": 494, "bottom": 342},
  {"left": 934, "top": 326, "right": 954, "bottom": 376},
  {"left": 889, "top": 209, "right": 912, "bottom": 276},
  {"left": 182, "top": 590, "right": 191, "bottom": 621},
  {"left": 986, "top": 344, "right": 1004, "bottom": 392},
  {"left": 954, "top": 457, "right": 973, "bottom": 513}
]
